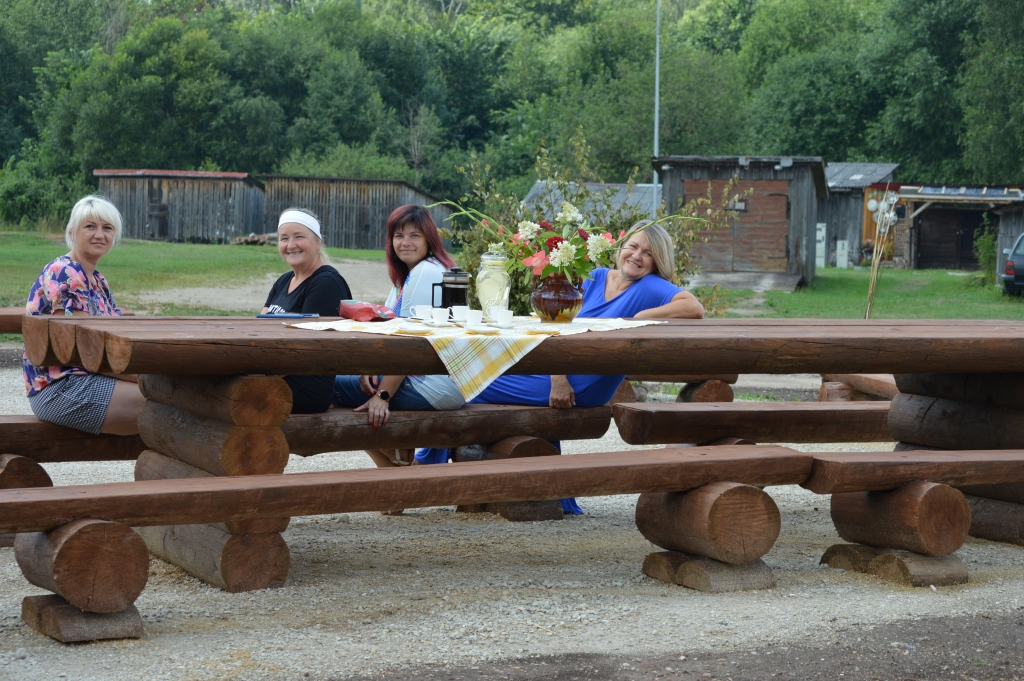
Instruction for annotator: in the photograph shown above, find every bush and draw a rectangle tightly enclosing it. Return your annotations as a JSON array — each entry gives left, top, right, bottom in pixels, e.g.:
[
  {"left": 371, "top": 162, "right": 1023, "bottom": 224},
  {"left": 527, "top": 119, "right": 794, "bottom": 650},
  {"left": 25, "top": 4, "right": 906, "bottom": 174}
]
[{"left": 974, "top": 213, "right": 997, "bottom": 286}]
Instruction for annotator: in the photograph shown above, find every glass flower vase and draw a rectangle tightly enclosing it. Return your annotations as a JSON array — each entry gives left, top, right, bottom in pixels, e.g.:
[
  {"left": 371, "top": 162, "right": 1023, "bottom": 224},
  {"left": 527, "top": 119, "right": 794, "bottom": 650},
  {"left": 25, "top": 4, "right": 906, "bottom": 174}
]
[{"left": 530, "top": 274, "right": 583, "bottom": 323}]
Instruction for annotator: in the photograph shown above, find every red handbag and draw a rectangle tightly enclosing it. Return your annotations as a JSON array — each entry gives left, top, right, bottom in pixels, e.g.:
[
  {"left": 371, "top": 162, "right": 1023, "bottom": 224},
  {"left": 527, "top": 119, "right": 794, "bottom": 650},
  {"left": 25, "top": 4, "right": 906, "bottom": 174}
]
[{"left": 338, "top": 300, "right": 397, "bottom": 322}]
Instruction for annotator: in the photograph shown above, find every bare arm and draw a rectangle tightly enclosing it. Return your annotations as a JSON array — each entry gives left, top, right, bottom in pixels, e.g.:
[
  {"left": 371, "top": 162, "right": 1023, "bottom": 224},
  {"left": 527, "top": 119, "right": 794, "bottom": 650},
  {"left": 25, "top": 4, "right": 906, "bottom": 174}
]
[
  {"left": 633, "top": 291, "right": 704, "bottom": 320},
  {"left": 549, "top": 375, "right": 575, "bottom": 408}
]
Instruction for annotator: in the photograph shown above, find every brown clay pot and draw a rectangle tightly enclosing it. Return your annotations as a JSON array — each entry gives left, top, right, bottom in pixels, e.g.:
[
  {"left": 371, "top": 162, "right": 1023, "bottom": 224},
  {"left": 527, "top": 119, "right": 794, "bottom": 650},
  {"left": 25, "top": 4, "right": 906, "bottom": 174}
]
[{"left": 530, "top": 274, "right": 583, "bottom": 322}]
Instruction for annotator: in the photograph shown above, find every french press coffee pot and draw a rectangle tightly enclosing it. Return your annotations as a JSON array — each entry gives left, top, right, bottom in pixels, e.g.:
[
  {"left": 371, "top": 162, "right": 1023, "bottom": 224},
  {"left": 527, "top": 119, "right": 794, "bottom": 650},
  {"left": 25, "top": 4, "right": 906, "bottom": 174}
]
[{"left": 432, "top": 268, "right": 471, "bottom": 308}]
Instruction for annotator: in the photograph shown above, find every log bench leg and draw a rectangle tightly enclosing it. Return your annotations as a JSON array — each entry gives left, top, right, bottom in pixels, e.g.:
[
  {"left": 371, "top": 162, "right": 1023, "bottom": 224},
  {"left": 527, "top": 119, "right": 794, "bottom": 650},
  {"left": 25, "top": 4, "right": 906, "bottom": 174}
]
[
  {"left": 22, "top": 595, "right": 144, "bottom": 642},
  {"left": 820, "top": 544, "right": 968, "bottom": 587},
  {"left": 636, "top": 482, "right": 780, "bottom": 592},
  {"left": 454, "top": 437, "right": 565, "bottom": 521},
  {"left": 0, "top": 454, "right": 54, "bottom": 547},
  {"left": 677, "top": 380, "right": 734, "bottom": 403}
]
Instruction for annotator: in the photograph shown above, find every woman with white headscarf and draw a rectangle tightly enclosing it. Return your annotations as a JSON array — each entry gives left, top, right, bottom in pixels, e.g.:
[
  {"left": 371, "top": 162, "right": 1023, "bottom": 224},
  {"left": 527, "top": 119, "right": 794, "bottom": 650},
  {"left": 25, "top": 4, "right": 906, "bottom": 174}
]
[{"left": 262, "top": 208, "right": 351, "bottom": 413}]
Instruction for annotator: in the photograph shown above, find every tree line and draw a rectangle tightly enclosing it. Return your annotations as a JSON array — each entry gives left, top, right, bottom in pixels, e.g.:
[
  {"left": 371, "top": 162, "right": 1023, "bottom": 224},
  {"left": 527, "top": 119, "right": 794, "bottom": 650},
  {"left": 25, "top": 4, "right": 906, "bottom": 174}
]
[{"left": 0, "top": 0, "right": 1021, "bottom": 225}]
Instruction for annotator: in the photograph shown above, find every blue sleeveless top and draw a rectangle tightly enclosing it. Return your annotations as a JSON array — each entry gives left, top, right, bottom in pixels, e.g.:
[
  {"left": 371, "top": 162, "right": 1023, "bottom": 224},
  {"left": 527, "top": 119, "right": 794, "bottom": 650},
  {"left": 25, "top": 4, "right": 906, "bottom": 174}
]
[{"left": 579, "top": 268, "right": 681, "bottom": 318}]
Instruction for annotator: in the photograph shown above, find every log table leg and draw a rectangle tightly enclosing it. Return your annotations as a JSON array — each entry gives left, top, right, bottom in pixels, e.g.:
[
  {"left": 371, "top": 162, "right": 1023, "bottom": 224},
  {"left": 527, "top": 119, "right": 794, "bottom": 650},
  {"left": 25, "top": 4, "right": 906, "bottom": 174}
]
[
  {"left": 637, "top": 482, "right": 780, "bottom": 592},
  {"left": 14, "top": 519, "right": 149, "bottom": 613},
  {"left": 677, "top": 380, "right": 734, "bottom": 403},
  {"left": 453, "top": 436, "right": 564, "bottom": 521},
  {"left": 135, "top": 375, "right": 293, "bottom": 592},
  {"left": 22, "top": 595, "right": 144, "bottom": 643}
]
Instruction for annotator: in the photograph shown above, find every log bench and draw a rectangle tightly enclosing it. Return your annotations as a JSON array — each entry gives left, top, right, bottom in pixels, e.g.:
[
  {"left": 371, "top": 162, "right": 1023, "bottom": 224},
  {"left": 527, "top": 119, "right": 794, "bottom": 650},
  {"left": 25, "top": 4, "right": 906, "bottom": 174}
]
[
  {"left": 0, "top": 307, "right": 24, "bottom": 335},
  {"left": 0, "top": 415, "right": 145, "bottom": 463},
  {"left": 613, "top": 401, "right": 893, "bottom": 445}
]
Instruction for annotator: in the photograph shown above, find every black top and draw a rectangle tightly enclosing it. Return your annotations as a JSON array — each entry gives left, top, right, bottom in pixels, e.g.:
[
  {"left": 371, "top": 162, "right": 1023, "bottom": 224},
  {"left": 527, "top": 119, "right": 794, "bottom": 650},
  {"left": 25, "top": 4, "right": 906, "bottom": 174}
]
[
  {"left": 264, "top": 265, "right": 351, "bottom": 316},
  {"left": 264, "top": 265, "right": 351, "bottom": 414}
]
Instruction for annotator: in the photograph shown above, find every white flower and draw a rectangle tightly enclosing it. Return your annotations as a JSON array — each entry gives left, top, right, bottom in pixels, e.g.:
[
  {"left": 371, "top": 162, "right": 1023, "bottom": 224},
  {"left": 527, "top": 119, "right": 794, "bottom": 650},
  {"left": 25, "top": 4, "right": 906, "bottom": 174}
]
[
  {"left": 517, "top": 220, "right": 541, "bottom": 240},
  {"left": 556, "top": 202, "right": 584, "bottom": 225},
  {"left": 549, "top": 241, "right": 577, "bottom": 268},
  {"left": 488, "top": 242, "right": 505, "bottom": 253},
  {"left": 586, "top": 233, "right": 611, "bottom": 261}
]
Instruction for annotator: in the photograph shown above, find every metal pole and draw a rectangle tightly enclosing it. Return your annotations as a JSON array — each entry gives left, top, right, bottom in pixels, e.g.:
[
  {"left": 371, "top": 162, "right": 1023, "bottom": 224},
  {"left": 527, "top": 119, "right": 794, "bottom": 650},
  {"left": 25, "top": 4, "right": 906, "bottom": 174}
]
[{"left": 652, "top": 0, "right": 661, "bottom": 217}]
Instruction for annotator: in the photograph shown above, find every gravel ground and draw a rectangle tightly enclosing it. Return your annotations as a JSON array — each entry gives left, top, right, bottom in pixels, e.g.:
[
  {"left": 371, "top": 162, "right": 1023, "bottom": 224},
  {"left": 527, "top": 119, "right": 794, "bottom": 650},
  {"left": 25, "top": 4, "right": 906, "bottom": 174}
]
[{"left": 2, "top": 366, "right": 1024, "bottom": 680}]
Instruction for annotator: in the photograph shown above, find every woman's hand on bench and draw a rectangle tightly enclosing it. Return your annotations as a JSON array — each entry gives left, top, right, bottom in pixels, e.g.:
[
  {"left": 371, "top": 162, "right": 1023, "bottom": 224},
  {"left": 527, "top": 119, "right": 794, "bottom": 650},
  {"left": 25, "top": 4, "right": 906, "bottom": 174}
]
[{"left": 549, "top": 375, "right": 576, "bottom": 409}]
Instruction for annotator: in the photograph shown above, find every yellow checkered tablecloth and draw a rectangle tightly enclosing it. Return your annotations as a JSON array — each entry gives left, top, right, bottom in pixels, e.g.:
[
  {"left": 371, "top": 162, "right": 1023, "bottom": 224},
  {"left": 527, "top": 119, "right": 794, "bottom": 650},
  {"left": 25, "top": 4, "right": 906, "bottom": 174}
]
[{"left": 291, "top": 316, "right": 658, "bottom": 401}]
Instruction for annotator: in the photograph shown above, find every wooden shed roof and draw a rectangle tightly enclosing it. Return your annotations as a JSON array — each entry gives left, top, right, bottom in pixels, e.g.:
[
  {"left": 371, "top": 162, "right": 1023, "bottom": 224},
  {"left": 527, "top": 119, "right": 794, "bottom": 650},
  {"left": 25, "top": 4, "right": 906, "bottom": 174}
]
[
  {"left": 652, "top": 155, "right": 829, "bottom": 199},
  {"left": 825, "top": 162, "right": 899, "bottom": 189},
  {"left": 94, "top": 169, "right": 264, "bottom": 189}
]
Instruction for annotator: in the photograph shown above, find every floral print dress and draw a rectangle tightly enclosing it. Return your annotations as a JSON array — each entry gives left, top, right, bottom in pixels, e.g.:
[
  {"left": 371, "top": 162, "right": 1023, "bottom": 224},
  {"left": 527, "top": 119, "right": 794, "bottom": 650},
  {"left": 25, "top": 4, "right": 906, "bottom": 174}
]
[{"left": 23, "top": 255, "right": 122, "bottom": 397}]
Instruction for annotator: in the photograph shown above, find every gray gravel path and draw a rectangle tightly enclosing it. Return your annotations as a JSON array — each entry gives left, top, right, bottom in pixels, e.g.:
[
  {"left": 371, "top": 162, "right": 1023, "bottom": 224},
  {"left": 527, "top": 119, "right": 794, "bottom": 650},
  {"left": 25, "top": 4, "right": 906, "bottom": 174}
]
[{"left": 1, "top": 368, "right": 1023, "bottom": 681}]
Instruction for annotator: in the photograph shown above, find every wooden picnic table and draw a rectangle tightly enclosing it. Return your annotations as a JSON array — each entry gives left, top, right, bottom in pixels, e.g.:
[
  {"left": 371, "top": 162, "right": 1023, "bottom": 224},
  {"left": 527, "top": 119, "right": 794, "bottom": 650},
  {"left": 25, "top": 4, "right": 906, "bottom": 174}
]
[{"left": 21, "top": 316, "right": 1024, "bottom": 376}]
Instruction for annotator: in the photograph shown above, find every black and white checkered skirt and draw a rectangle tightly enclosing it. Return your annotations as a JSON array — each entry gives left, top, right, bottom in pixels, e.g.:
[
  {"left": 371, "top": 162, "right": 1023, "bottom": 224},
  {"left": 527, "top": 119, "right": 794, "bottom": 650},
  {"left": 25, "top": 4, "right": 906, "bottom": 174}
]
[{"left": 29, "top": 373, "right": 117, "bottom": 435}]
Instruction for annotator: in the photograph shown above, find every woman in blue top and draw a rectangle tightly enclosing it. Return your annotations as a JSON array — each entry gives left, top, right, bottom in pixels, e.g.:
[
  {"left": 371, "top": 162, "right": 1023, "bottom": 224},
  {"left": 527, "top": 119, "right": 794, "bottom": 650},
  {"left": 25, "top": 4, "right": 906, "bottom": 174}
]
[{"left": 414, "top": 221, "right": 704, "bottom": 512}]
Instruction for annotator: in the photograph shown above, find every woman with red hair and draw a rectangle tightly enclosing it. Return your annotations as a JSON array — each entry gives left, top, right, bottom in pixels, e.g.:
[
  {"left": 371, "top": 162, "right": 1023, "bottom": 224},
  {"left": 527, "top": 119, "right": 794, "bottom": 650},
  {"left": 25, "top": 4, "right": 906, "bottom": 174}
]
[{"left": 332, "top": 205, "right": 464, "bottom": 471}]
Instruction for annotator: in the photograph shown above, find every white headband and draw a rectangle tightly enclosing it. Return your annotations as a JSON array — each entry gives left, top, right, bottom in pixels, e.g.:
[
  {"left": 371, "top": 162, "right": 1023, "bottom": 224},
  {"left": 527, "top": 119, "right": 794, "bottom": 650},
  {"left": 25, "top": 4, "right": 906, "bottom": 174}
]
[{"left": 278, "top": 210, "right": 322, "bottom": 239}]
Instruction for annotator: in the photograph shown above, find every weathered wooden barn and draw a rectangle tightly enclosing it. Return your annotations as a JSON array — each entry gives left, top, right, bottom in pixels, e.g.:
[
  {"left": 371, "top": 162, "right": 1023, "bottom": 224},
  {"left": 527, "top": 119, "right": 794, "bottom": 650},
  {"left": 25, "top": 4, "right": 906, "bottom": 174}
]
[
  {"left": 258, "top": 176, "right": 453, "bottom": 250},
  {"left": 995, "top": 203, "right": 1024, "bottom": 276},
  {"left": 819, "top": 162, "right": 898, "bottom": 265},
  {"left": 95, "top": 169, "right": 265, "bottom": 242},
  {"left": 655, "top": 156, "right": 828, "bottom": 283},
  {"left": 895, "top": 185, "right": 1024, "bottom": 270}
]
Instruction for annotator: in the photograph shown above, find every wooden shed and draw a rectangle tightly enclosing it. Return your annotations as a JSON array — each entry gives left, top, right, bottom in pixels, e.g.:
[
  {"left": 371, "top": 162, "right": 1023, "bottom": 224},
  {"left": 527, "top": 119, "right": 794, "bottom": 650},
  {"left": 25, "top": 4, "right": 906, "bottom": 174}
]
[
  {"left": 94, "top": 169, "right": 265, "bottom": 243},
  {"left": 655, "top": 156, "right": 828, "bottom": 282},
  {"left": 995, "top": 203, "right": 1024, "bottom": 276},
  {"left": 819, "top": 162, "right": 898, "bottom": 266},
  {"left": 258, "top": 176, "right": 453, "bottom": 251}
]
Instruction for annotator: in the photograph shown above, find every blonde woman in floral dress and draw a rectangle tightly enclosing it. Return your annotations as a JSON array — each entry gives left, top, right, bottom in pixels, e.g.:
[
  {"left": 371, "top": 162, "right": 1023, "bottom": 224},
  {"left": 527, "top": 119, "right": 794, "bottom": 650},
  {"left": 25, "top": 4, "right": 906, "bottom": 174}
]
[{"left": 23, "top": 196, "right": 145, "bottom": 435}]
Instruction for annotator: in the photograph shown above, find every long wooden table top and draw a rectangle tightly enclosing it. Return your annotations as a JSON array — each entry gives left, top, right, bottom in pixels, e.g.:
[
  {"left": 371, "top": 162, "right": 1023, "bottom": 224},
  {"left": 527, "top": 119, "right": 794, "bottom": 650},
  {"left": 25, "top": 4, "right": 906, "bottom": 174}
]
[{"left": 25, "top": 316, "right": 1024, "bottom": 376}]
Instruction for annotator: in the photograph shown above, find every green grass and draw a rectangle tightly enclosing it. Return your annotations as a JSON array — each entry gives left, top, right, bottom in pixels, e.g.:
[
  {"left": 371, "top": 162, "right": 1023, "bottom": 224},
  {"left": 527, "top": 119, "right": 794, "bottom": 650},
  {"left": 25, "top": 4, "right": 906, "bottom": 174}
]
[
  {"left": 0, "top": 232, "right": 383, "bottom": 307},
  {"left": 737, "top": 267, "right": 1024, "bottom": 319}
]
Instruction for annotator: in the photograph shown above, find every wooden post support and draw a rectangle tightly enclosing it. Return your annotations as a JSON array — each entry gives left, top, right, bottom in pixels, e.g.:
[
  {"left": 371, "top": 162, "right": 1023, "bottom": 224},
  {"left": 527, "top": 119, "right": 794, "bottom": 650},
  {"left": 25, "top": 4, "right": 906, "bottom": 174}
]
[
  {"left": 641, "top": 551, "right": 776, "bottom": 593},
  {"left": 135, "top": 524, "right": 289, "bottom": 593},
  {"left": 608, "top": 379, "right": 636, "bottom": 405},
  {"left": 820, "top": 544, "right": 893, "bottom": 572},
  {"left": 0, "top": 534, "right": 13, "bottom": 547},
  {"left": 677, "top": 380, "right": 734, "bottom": 403},
  {"left": 635, "top": 482, "right": 781, "bottom": 564},
  {"left": 14, "top": 520, "right": 149, "bottom": 613},
  {"left": 134, "top": 450, "right": 289, "bottom": 534},
  {"left": 888, "top": 393, "right": 1024, "bottom": 449},
  {"left": 830, "top": 481, "right": 970, "bottom": 556},
  {"left": 0, "top": 454, "right": 53, "bottom": 489},
  {"left": 453, "top": 436, "right": 564, "bottom": 521},
  {"left": 894, "top": 373, "right": 1024, "bottom": 410},
  {"left": 964, "top": 495, "right": 1024, "bottom": 546},
  {"left": 821, "top": 374, "right": 898, "bottom": 399},
  {"left": 138, "top": 401, "right": 289, "bottom": 476},
  {"left": 22, "top": 595, "right": 143, "bottom": 643},
  {"left": 138, "top": 374, "right": 293, "bottom": 426},
  {"left": 867, "top": 552, "right": 968, "bottom": 587},
  {"left": 959, "top": 482, "right": 1024, "bottom": 504},
  {"left": 818, "top": 382, "right": 886, "bottom": 402}
]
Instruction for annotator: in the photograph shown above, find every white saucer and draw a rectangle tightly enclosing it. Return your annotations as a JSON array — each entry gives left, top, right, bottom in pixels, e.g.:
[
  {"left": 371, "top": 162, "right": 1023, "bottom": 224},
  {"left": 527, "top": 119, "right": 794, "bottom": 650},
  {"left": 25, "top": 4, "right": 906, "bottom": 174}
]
[
  {"left": 423, "top": 319, "right": 453, "bottom": 328},
  {"left": 464, "top": 324, "right": 500, "bottom": 335}
]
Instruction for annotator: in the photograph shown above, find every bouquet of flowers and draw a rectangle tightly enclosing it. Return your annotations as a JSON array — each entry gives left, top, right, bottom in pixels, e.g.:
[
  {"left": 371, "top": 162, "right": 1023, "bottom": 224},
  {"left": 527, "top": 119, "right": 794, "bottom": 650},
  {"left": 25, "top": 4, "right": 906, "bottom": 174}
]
[{"left": 446, "top": 200, "right": 634, "bottom": 285}]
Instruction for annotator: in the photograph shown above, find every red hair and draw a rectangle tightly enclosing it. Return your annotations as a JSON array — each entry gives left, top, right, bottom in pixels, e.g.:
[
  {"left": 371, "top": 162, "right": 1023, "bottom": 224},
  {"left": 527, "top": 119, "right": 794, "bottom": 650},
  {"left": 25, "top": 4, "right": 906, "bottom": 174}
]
[{"left": 384, "top": 205, "right": 456, "bottom": 287}]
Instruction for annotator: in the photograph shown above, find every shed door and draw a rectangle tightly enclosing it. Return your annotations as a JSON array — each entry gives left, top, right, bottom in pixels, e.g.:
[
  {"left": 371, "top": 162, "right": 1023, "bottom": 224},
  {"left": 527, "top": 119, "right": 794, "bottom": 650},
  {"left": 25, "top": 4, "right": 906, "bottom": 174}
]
[{"left": 916, "top": 208, "right": 981, "bottom": 270}]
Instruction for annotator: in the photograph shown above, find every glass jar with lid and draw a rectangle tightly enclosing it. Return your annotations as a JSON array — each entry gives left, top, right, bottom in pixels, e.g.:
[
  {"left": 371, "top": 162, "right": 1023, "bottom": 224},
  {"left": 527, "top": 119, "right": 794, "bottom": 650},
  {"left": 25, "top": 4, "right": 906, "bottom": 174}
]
[{"left": 476, "top": 251, "right": 511, "bottom": 314}]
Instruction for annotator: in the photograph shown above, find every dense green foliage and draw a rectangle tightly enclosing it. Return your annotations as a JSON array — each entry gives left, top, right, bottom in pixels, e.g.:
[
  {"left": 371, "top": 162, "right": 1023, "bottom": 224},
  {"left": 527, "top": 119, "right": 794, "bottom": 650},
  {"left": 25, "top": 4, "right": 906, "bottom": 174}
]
[{"left": 1, "top": 0, "right": 1022, "bottom": 225}]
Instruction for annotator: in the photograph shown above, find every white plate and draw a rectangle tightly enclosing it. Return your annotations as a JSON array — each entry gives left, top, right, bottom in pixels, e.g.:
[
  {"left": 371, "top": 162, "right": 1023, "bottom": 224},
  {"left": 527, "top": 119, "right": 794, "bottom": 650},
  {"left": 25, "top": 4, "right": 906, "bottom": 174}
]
[
  {"left": 423, "top": 319, "right": 453, "bottom": 328},
  {"left": 464, "top": 324, "right": 500, "bottom": 334}
]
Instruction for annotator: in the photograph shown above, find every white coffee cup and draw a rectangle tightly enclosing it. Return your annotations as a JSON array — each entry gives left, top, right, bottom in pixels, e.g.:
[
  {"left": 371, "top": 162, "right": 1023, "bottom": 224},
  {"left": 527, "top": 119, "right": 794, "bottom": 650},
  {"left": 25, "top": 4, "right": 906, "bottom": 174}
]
[
  {"left": 411, "top": 304, "right": 431, "bottom": 320},
  {"left": 465, "top": 310, "right": 484, "bottom": 325},
  {"left": 488, "top": 305, "right": 506, "bottom": 320},
  {"left": 431, "top": 308, "right": 450, "bottom": 324},
  {"left": 450, "top": 305, "right": 469, "bottom": 322},
  {"left": 494, "top": 309, "right": 514, "bottom": 327}
]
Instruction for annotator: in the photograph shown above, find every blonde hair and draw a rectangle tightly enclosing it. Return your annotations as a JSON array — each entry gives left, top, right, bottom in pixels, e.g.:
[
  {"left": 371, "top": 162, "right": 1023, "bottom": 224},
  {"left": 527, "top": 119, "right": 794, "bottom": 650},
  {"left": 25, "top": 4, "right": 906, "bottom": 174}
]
[
  {"left": 624, "top": 220, "right": 676, "bottom": 283},
  {"left": 280, "top": 206, "right": 330, "bottom": 264},
  {"left": 66, "top": 195, "right": 123, "bottom": 248}
]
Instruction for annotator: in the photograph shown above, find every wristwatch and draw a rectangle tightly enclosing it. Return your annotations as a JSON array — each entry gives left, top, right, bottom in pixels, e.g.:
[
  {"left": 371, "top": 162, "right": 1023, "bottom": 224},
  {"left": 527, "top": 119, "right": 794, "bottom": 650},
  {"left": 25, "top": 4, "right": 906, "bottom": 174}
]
[{"left": 376, "top": 389, "right": 392, "bottom": 402}]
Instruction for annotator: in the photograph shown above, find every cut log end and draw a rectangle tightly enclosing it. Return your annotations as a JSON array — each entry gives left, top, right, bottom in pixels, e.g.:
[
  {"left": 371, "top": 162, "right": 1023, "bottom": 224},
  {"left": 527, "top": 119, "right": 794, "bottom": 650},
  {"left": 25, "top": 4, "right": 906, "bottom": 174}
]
[
  {"left": 642, "top": 551, "right": 775, "bottom": 593},
  {"left": 636, "top": 482, "right": 781, "bottom": 564},
  {"left": 0, "top": 454, "right": 54, "bottom": 489},
  {"left": 22, "top": 595, "right": 143, "bottom": 643},
  {"left": 14, "top": 520, "right": 149, "bottom": 613},
  {"left": 867, "top": 551, "right": 968, "bottom": 587},
  {"left": 830, "top": 481, "right": 970, "bottom": 556},
  {"left": 819, "top": 544, "right": 894, "bottom": 572},
  {"left": 677, "top": 380, "right": 734, "bottom": 403}
]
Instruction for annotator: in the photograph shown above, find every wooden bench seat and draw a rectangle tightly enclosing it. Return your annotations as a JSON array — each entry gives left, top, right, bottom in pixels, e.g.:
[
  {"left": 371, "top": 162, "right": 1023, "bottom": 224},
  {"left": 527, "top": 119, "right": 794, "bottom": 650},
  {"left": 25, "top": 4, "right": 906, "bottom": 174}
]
[
  {"left": 613, "top": 401, "right": 892, "bottom": 445},
  {"left": 0, "top": 415, "right": 145, "bottom": 463},
  {"left": 0, "top": 307, "right": 24, "bottom": 335},
  {"left": 0, "top": 445, "right": 811, "bottom": 533},
  {"left": 283, "top": 404, "right": 612, "bottom": 455}
]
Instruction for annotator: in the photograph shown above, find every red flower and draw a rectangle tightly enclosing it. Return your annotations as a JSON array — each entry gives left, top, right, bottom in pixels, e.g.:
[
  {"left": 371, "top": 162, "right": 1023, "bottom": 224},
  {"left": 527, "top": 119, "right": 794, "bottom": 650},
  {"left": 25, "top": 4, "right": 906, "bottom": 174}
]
[
  {"left": 578, "top": 228, "right": 589, "bottom": 240},
  {"left": 482, "top": 219, "right": 488, "bottom": 226},
  {"left": 539, "top": 221, "right": 553, "bottom": 230},
  {"left": 619, "top": 229, "right": 627, "bottom": 238},
  {"left": 602, "top": 232, "right": 615, "bottom": 242},
  {"left": 498, "top": 226, "right": 504, "bottom": 235},
  {"left": 546, "top": 236, "right": 565, "bottom": 251}
]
